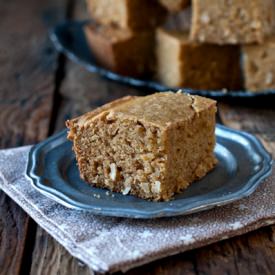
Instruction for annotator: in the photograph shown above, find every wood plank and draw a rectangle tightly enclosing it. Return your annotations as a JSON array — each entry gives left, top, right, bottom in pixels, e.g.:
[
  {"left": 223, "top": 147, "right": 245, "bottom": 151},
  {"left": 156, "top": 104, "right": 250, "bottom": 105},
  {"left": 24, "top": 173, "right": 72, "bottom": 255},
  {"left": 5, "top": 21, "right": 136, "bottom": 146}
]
[
  {"left": 217, "top": 102, "right": 275, "bottom": 274},
  {"left": 0, "top": 0, "right": 65, "bottom": 146},
  {"left": 0, "top": 0, "right": 66, "bottom": 274},
  {"left": 219, "top": 104, "right": 275, "bottom": 156},
  {"left": 30, "top": 227, "right": 93, "bottom": 275},
  {"left": 0, "top": 193, "right": 29, "bottom": 275},
  {"left": 124, "top": 226, "right": 275, "bottom": 275},
  {"left": 28, "top": 1, "right": 96, "bottom": 274}
]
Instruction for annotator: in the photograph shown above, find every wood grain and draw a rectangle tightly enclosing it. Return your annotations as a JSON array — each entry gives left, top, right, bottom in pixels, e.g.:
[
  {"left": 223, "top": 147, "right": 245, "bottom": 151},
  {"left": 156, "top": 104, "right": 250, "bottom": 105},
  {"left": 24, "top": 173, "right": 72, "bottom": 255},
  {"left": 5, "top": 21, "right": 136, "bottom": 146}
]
[
  {"left": 30, "top": 227, "right": 94, "bottom": 275},
  {"left": 0, "top": 0, "right": 66, "bottom": 274},
  {"left": 0, "top": 0, "right": 64, "bottom": 146},
  {"left": 123, "top": 226, "right": 275, "bottom": 275},
  {"left": 28, "top": 1, "right": 96, "bottom": 274},
  {"left": 219, "top": 104, "right": 275, "bottom": 156},
  {"left": 0, "top": 193, "right": 29, "bottom": 275}
]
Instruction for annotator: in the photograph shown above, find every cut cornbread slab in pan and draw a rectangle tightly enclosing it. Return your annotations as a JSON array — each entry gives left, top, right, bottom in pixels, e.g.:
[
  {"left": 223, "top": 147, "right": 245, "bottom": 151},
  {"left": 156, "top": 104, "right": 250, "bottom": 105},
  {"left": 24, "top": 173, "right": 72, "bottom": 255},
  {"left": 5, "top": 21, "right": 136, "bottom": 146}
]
[
  {"left": 66, "top": 92, "right": 217, "bottom": 201},
  {"left": 191, "top": 0, "right": 275, "bottom": 44}
]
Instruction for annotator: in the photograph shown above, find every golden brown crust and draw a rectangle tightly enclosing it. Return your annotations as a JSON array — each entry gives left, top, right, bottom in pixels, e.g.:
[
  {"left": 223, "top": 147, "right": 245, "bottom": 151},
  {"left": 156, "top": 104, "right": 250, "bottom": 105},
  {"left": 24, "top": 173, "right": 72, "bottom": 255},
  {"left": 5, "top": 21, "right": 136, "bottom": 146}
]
[
  {"left": 66, "top": 95, "right": 136, "bottom": 140},
  {"left": 67, "top": 92, "right": 216, "bottom": 132}
]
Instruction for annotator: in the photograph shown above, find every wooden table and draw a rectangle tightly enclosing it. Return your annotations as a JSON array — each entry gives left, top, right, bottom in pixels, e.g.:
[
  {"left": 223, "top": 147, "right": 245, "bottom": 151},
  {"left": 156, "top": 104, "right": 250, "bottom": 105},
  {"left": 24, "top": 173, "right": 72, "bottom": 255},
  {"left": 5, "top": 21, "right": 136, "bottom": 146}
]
[{"left": 1, "top": 0, "right": 275, "bottom": 274}]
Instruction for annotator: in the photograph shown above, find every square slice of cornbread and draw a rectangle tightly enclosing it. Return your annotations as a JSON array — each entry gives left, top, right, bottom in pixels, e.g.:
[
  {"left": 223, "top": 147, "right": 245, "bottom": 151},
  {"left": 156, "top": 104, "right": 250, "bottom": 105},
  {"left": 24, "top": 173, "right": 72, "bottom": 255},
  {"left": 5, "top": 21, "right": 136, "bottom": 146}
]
[
  {"left": 84, "top": 23, "right": 155, "bottom": 78},
  {"left": 156, "top": 28, "right": 241, "bottom": 90},
  {"left": 66, "top": 92, "right": 217, "bottom": 201}
]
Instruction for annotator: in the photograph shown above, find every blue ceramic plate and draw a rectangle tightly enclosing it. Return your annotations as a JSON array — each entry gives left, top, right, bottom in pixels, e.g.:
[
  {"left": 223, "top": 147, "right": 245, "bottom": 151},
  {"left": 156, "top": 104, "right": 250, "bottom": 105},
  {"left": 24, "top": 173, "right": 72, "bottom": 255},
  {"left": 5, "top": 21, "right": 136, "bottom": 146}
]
[
  {"left": 26, "top": 125, "right": 272, "bottom": 219},
  {"left": 50, "top": 20, "right": 275, "bottom": 99}
]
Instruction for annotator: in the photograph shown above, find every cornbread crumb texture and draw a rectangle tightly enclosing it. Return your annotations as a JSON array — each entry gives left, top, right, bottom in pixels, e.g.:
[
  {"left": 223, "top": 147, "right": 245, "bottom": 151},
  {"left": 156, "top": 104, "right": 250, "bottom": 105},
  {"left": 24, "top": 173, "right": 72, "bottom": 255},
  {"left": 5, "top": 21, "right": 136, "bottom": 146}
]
[
  {"left": 159, "top": 0, "right": 190, "bottom": 12},
  {"left": 156, "top": 28, "right": 241, "bottom": 90},
  {"left": 86, "top": 0, "right": 167, "bottom": 30},
  {"left": 67, "top": 92, "right": 217, "bottom": 201},
  {"left": 84, "top": 23, "right": 155, "bottom": 78},
  {"left": 191, "top": 0, "right": 275, "bottom": 44},
  {"left": 242, "top": 36, "right": 275, "bottom": 92}
]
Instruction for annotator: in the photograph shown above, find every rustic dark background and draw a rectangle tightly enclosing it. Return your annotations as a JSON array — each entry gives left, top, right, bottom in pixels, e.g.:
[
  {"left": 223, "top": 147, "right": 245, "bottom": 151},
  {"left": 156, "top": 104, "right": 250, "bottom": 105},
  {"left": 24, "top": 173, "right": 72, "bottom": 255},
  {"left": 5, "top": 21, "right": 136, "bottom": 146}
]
[{"left": 0, "top": 0, "right": 275, "bottom": 274}]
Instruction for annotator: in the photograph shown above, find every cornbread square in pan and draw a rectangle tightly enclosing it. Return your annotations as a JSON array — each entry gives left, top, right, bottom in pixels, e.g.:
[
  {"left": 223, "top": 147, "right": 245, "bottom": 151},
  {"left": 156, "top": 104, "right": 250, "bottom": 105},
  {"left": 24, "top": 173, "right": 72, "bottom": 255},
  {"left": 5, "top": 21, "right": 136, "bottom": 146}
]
[
  {"left": 86, "top": 0, "right": 167, "bottom": 31},
  {"left": 84, "top": 23, "right": 155, "bottom": 78},
  {"left": 242, "top": 37, "right": 275, "bottom": 92},
  {"left": 66, "top": 92, "right": 217, "bottom": 201},
  {"left": 156, "top": 28, "right": 241, "bottom": 90},
  {"left": 191, "top": 0, "right": 275, "bottom": 44},
  {"left": 159, "top": 0, "right": 190, "bottom": 12}
]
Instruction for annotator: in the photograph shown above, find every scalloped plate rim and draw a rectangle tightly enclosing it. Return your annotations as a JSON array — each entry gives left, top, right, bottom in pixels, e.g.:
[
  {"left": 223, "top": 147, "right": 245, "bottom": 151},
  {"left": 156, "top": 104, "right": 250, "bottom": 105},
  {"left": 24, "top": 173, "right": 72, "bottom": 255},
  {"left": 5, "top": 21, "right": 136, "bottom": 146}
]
[{"left": 26, "top": 124, "right": 272, "bottom": 219}]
